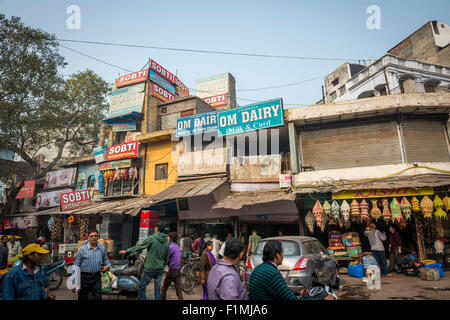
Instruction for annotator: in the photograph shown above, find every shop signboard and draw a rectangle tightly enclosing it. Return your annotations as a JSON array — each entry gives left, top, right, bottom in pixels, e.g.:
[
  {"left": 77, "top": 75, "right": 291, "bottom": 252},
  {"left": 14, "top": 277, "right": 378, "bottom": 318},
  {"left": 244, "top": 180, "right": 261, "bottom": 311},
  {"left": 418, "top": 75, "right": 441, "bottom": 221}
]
[
  {"left": 94, "top": 146, "right": 108, "bottom": 163},
  {"left": 332, "top": 187, "right": 435, "bottom": 200},
  {"left": 175, "top": 76, "right": 189, "bottom": 96},
  {"left": 99, "top": 159, "right": 132, "bottom": 171},
  {"left": 112, "top": 121, "right": 137, "bottom": 133},
  {"left": 176, "top": 86, "right": 189, "bottom": 98},
  {"left": 203, "top": 93, "right": 227, "bottom": 108},
  {"left": 116, "top": 69, "right": 148, "bottom": 88},
  {"left": 195, "top": 73, "right": 229, "bottom": 99},
  {"left": 16, "top": 180, "right": 36, "bottom": 199},
  {"left": 44, "top": 168, "right": 77, "bottom": 189},
  {"left": 149, "top": 70, "right": 176, "bottom": 94},
  {"left": 176, "top": 111, "right": 217, "bottom": 137},
  {"left": 230, "top": 155, "right": 281, "bottom": 182},
  {"left": 36, "top": 188, "right": 72, "bottom": 210},
  {"left": 108, "top": 82, "right": 145, "bottom": 118},
  {"left": 151, "top": 82, "right": 176, "bottom": 102},
  {"left": 217, "top": 98, "right": 284, "bottom": 136},
  {"left": 106, "top": 141, "right": 139, "bottom": 161},
  {"left": 178, "top": 147, "right": 227, "bottom": 176},
  {"left": 150, "top": 59, "right": 176, "bottom": 84},
  {"left": 60, "top": 189, "right": 92, "bottom": 211}
]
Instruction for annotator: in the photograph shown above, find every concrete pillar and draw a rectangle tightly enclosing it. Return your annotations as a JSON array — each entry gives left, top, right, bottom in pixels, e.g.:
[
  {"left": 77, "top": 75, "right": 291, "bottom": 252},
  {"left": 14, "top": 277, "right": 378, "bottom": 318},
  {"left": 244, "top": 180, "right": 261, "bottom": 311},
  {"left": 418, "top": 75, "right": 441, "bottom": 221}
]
[
  {"left": 288, "top": 122, "right": 300, "bottom": 173},
  {"left": 402, "top": 78, "right": 418, "bottom": 93}
]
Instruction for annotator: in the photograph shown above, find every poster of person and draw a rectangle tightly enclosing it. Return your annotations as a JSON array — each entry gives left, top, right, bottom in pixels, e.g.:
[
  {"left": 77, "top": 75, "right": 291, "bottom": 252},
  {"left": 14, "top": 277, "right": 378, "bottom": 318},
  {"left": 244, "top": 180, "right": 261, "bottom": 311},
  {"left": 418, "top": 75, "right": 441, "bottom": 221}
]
[
  {"left": 36, "top": 189, "right": 72, "bottom": 210},
  {"left": 44, "top": 168, "right": 77, "bottom": 189}
]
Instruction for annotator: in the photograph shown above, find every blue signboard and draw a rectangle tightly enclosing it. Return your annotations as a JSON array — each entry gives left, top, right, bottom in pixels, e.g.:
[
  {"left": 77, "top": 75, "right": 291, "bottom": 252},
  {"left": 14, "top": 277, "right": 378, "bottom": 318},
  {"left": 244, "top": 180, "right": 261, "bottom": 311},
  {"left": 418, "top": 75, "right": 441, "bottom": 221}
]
[
  {"left": 176, "top": 111, "right": 218, "bottom": 137},
  {"left": 149, "top": 70, "right": 176, "bottom": 95},
  {"left": 217, "top": 98, "right": 284, "bottom": 137}
]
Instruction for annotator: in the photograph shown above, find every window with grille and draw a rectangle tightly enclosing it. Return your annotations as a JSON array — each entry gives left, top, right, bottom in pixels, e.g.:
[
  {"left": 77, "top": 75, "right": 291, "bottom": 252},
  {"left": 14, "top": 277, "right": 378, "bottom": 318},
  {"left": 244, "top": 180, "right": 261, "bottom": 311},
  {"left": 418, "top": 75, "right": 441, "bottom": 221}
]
[{"left": 155, "top": 163, "right": 168, "bottom": 180}]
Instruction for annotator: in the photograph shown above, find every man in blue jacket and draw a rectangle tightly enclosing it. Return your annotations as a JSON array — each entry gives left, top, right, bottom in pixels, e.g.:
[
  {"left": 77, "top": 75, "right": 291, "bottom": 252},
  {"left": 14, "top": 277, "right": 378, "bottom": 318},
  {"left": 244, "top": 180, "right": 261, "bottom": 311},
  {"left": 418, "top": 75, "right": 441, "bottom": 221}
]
[{"left": 2, "top": 244, "right": 56, "bottom": 300}]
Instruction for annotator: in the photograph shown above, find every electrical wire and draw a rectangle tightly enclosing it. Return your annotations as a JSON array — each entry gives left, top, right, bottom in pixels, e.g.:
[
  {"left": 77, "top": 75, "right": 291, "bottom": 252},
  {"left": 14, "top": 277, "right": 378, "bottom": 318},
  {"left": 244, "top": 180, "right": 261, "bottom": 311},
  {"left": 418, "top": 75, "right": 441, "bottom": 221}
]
[{"left": 56, "top": 38, "right": 367, "bottom": 63}]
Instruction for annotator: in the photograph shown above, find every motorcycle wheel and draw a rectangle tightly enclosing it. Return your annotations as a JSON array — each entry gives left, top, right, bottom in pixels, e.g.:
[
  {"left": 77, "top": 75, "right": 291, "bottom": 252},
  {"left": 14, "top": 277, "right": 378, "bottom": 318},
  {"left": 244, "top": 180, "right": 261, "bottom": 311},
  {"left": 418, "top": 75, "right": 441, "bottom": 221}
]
[
  {"left": 48, "top": 270, "right": 64, "bottom": 291},
  {"left": 180, "top": 265, "right": 195, "bottom": 294}
]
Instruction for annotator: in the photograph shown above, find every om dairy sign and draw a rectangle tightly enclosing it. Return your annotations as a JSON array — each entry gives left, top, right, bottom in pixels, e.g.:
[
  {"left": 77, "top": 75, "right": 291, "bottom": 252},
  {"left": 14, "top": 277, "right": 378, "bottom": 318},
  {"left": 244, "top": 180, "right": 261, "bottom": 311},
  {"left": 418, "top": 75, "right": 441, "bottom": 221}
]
[
  {"left": 60, "top": 190, "right": 92, "bottom": 211},
  {"left": 217, "top": 98, "right": 284, "bottom": 136},
  {"left": 176, "top": 111, "right": 217, "bottom": 137},
  {"left": 106, "top": 141, "right": 139, "bottom": 161}
]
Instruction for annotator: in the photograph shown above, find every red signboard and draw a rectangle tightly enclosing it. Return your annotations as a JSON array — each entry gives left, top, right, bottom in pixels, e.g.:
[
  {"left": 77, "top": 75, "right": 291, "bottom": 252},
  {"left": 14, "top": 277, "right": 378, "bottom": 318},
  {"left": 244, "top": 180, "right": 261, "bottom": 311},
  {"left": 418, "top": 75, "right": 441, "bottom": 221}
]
[
  {"left": 150, "top": 59, "right": 176, "bottom": 84},
  {"left": 203, "top": 93, "right": 227, "bottom": 108},
  {"left": 116, "top": 69, "right": 149, "bottom": 88},
  {"left": 16, "top": 180, "right": 36, "bottom": 199},
  {"left": 175, "top": 76, "right": 190, "bottom": 96},
  {"left": 140, "top": 210, "right": 159, "bottom": 228},
  {"left": 106, "top": 141, "right": 139, "bottom": 161},
  {"left": 151, "top": 83, "right": 176, "bottom": 102},
  {"left": 60, "top": 190, "right": 92, "bottom": 211}
]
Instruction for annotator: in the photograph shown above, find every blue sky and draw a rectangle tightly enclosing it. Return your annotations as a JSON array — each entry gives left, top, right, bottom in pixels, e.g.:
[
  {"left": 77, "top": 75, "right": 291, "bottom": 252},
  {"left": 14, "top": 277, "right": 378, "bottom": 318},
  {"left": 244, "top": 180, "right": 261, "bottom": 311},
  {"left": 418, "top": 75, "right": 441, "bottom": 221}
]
[{"left": 1, "top": 0, "right": 449, "bottom": 107}]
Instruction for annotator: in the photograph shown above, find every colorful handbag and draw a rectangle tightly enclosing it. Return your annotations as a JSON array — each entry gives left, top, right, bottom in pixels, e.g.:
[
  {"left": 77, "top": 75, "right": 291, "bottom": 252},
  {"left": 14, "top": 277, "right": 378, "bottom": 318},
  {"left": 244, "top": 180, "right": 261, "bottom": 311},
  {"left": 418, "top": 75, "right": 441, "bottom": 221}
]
[
  {"left": 434, "top": 195, "right": 447, "bottom": 219},
  {"left": 350, "top": 200, "right": 360, "bottom": 222},
  {"left": 323, "top": 200, "right": 332, "bottom": 218}
]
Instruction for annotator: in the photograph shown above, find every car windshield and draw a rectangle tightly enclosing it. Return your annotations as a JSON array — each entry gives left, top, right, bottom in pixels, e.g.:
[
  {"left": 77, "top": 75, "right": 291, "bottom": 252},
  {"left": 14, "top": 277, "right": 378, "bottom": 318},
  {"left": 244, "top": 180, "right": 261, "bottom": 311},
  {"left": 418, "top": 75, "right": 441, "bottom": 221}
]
[{"left": 255, "top": 240, "right": 300, "bottom": 256}]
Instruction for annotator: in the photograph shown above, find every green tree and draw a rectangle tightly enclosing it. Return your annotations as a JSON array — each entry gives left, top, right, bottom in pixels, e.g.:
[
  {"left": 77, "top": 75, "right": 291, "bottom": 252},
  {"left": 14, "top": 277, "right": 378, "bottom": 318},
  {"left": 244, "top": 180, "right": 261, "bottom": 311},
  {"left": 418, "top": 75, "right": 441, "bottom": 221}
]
[{"left": 0, "top": 14, "right": 109, "bottom": 218}]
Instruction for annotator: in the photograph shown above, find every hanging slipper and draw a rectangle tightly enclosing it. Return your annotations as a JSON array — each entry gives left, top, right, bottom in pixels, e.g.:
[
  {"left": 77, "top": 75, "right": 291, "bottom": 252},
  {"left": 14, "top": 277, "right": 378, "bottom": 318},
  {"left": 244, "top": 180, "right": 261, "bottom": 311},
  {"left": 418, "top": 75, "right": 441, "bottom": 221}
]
[
  {"left": 331, "top": 200, "right": 341, "bottom": 222},
  {"left": 420, "top": 196, "right": 433, "bottom": 219},
  {"left": 390, "top": 198, "right": 402, "bottom": 223},
  {"left": 382, "top": 199, "right": 391, "bottom": 224},
  {"left": 411, "top": 196, "right": 420, "bottom": 212},
  {"left": 359, "top": 199, "right": 370, "bottom": 223},
  {"left": 305, "top": 210, "right": 315, "bottom": 234},
  {"left": 370, "top": 199, "right": 382, "bottom": 221},
  {"left": 400, "top": 197, "right": 412, "bottom": 220},
  {"left": 313, "top": 200, "right": 324, "bottom": 228}
]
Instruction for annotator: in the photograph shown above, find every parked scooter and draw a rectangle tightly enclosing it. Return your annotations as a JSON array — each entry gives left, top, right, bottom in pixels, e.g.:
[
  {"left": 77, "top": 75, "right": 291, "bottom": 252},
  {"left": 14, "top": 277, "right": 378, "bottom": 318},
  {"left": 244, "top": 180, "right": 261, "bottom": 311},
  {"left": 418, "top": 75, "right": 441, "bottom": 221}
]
[
  {"left": 108, "top": 252, "right": 144, "bottom": 296},
  {"left": 45, "top": 260, "right": 67, "bottom": 291}
]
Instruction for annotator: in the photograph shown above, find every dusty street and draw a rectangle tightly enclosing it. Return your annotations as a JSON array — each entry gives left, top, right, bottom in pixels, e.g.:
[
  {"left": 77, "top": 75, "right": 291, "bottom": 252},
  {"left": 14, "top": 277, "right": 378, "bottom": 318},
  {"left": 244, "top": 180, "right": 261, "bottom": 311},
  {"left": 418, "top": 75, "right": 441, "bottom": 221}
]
[{"left": 52, "top": 272, "right": 450, "bottom": 300}]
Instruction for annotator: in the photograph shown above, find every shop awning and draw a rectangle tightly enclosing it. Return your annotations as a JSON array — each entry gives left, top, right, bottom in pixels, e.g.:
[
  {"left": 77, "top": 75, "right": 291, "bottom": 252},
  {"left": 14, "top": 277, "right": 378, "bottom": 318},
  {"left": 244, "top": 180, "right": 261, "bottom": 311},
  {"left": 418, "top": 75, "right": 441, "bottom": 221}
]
[
  {"left": 57, "top": 196, "right": 153, "bottom": 216},
  {"left": 5, "top": 207, "right": 60, "bottom": 217},
  {"left": 149, "top": 177, "right": 228, "bottom": 205},
  {"left": 211, "top": 189, "right": 296, "bottom": 210},
  {"left": 292, "top": 173, "right": 450, "bottom": 194}
]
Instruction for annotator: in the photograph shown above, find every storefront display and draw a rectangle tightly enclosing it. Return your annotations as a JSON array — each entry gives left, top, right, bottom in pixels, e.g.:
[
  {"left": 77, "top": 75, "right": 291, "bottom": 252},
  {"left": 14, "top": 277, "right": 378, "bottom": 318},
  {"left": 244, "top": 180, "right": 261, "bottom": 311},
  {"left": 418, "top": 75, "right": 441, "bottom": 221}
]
[
  {"left": 420, "top": 196, "right": 433, "bottom": 219},
  {"left": 390, "top": 198, "right": 402, "bottom": 223}
]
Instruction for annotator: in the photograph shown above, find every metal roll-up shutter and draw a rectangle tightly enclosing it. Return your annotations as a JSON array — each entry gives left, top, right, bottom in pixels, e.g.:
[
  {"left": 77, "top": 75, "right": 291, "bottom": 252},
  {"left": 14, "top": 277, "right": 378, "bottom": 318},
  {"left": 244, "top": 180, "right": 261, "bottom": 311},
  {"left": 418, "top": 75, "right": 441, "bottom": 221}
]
[
  {"left": 402, "top": 119, "right": 450, "bottom": 162},
  {"left": 301, "top": 121, "right": 403, "bottom": 170}
]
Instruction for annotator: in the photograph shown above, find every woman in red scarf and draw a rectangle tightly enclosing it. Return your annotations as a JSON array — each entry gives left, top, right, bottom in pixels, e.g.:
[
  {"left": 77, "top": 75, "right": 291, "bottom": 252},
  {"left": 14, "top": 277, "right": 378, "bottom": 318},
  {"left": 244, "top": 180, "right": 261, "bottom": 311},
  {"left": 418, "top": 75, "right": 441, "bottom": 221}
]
[{"left": 199, "top": 240, "right": 216, "bottom": 300}]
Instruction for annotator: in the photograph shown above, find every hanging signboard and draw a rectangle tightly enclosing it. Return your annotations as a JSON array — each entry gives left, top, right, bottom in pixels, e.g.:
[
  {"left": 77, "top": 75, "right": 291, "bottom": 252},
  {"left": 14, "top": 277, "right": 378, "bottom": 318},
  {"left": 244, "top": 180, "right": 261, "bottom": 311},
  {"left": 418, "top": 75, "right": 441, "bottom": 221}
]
[
  {"left": 44, "top": 168, "right": 77, "bottom": 189},
  {"left": 116, "top": 69, "right": 149, "bottom": 88},
  {"left": 106, "top": 141, "right": 139, "bottom": 161},
  {"left": 16, "top": 180, "right": 36, "bottom": 199},
  {"left": 36, "top": 188, "right": 72, "bottom": 210},
  {"left": 176, "top": 111, "right": 217, "bottom": 137},
  {"left": 112, "top": 121, "right": 137, "bottom": 132},
  {"left": 149, "top": 70, "right": 176, "bottom": 95},
  {"left": 332, "top": 187, "right": 434, "bottom": 200},
  {"left": 60, "top": 189, "right": 92, "bottom": 211},
  {"left": 203, "top": 93, "right": 227, "bottom": 108},
  {"left": 217, "top": 98, "right": 284, "bottom": 136},
  {"left": 94, "top": 146, "right": 108, "bottom": 164},
  {"left": 99, "top": 159, "right": 132, "bottom": 171},
  {"left": 150, "top": 59, "right": 176, "bottom": 84},
  {"left": 175, "top": 76, "right": 189, "bottom": 96},
  {"left": 151, "top": 82, "right": 176, "bottom": 102},
  {"left": 108, "top": 82, "right": 145, "bottom": 118}
]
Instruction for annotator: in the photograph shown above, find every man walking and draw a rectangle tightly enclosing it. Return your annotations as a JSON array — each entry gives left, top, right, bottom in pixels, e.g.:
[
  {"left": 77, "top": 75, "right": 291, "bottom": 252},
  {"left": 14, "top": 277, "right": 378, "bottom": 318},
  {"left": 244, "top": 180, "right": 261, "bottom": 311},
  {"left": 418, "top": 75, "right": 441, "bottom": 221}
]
[
  {"left": 72, "top": 229, "right": 111, "bottom": 300},
  {"left": 247, "top": 230, "right": 261, "bottom": 257},
  {"left": 219, "top": 233, "right": 233, "bottom": 259},
  {"left": 208, "top": 238, "right": 248, "bottom": 300},
  {"left": 2, "top": 244, "right": 55, "bottom": 300},
  {"left": 161, "top": 232, "right": 183, "bottom": 300},
  {"left": 364, "top": 220, "right": 392, "bottom": 277},
  {"left": 211, "top": 234, "right": 221, "bottom": 261},
  {"left": 180, "top": 234, "right": 193, "bottom": 259},
  {"left": 192, "top": 235, "right": 202, "bottom": 255},
  {"left": 119, "top": 222, "right": 169, "bottom": 300},
  {"left": 0, "top": 236, "right": 9, "bottom": 270},
  {"left": 7, "top": 236, "right": 22, "bottom": 259},
  {"left": 388, "top": 225, "right": 402, "bottom": 273}
]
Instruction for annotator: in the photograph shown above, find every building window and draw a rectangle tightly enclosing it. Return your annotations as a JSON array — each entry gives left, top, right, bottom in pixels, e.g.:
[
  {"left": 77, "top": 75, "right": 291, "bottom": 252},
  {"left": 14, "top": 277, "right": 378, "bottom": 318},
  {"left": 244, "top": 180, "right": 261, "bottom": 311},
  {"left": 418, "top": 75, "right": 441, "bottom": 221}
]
[
  {"left": 424, "top": 84, "right": 436, "bottom": 93},
  {"left": 155, "top": 163, "right": 168, "bottom": 180},
  {"left": 378, "top": 86, "right": 387, "bottom": 96},
  {"left": 339, "top": 86, "right": 346, "bottom": 95},
  {"left": 331, "top": 78, "right": 339, "bottom": 86},
  {"left": 181, "top": 109, "right": 194, "bottom": 117}
]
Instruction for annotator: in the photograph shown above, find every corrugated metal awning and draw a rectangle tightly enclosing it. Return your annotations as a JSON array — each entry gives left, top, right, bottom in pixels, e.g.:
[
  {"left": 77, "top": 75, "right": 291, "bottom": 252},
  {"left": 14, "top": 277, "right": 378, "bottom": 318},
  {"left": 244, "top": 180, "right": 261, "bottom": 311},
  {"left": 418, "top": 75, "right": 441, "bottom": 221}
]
[
  {"left": 57, "top": 197, "right": 153, "bottom": 216},
  {"left": 211, "top": 189, "right": 296, "bottom": 210},
  {"left": 5, "top": 207, "right": 60, "bottom": 217},
  {"left": 149, "top": 177, "right": 228, "bottom": 204}
]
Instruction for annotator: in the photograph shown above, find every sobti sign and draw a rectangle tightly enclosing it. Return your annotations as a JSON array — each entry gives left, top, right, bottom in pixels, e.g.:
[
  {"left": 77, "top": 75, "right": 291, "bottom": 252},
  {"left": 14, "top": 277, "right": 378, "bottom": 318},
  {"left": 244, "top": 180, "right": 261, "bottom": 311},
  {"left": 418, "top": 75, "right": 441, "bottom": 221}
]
[
  {"left": 151, "top": 83, "right": 175, "bottom": 102},
  {"left": 106, "top": 141, "right": 139, "bottom": 161},
  {"left": 149, "top": 70, "right": 176, "bottom": 95},
  {"left": 116, "top": 69, "right": 148, "bottom": 88},
  {"left": 217, "top": 98, "right": 284, "bottom": 136},
  {"left": 60, "top": 190, "right": 92, "bottom": 211},
  {"left": 203, "top": 93, "right": 227, "bottom": 108},
  {"left": 176, "top": 111, "right": 218, "bottom": 137}
]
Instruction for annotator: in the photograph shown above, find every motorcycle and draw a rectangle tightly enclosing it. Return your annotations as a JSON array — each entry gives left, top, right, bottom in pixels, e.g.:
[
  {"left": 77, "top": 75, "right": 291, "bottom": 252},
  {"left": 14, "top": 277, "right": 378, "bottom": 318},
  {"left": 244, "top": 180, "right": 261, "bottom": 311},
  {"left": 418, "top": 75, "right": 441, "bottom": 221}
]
[
  {"left": 108, "top": 252, "right": 144, "bottom": 297},
  {"left": 45, "top": 260, "right": 67, "bottom": 291}
]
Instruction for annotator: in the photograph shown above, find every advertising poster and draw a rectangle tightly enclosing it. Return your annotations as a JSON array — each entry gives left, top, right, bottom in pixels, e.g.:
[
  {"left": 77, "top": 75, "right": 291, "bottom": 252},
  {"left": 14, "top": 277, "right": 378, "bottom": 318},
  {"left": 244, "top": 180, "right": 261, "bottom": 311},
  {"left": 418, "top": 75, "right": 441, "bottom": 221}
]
[
  {"left": 151, "top": 82, "right": 175, "bottom": 102},
  {"left": 202, "top": 93, "right": 227, "bottom": 108},
  {"left": 44, "top": 168, "right": 77, "bottom": 189},
  {"left": 36, "top": 189, "right": 72, "bottom": 210},
  {"left": 60, "top": 189, "right": 92, "bottom": 211},
  {"left": 149, "top": 70, "right": 176, "bottom": 94},
  {"left": 108, "top": 82, "right": 145, "bottom": 118},
  {"left": 149, "top": 59, "right": 176, "bottom": 84},
  {"left": 116, "top": 69, "right": 148, "bottom": 88},
  {"left": 16, "top": 180, "right": 36, "bottom": 199},
  {"left": 106, "top": 141, "right": 139, "bottom": 161}
]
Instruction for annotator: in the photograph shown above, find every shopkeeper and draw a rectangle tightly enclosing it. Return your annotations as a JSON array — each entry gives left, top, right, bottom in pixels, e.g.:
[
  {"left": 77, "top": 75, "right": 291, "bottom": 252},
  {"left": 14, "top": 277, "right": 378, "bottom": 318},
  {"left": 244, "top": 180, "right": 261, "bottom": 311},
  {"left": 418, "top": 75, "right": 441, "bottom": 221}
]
[{"left": 364, "top": 220, "right": 392, "bottom": 277}]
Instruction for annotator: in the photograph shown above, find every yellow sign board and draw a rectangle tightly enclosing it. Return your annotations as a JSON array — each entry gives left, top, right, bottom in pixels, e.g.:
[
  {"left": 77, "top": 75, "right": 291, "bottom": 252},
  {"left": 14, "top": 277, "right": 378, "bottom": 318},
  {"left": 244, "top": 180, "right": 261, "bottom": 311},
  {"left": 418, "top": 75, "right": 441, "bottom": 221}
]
[{"left": 332, "top": 187, "right": 434, "bottom": 200}]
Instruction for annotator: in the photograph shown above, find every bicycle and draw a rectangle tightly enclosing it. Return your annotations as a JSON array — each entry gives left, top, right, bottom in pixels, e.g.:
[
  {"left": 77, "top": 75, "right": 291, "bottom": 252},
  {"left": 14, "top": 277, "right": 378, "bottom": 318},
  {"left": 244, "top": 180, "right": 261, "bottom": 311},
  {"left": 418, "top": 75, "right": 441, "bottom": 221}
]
[{"left": 180, "top": 255, "right": 201, "bottom": 294}]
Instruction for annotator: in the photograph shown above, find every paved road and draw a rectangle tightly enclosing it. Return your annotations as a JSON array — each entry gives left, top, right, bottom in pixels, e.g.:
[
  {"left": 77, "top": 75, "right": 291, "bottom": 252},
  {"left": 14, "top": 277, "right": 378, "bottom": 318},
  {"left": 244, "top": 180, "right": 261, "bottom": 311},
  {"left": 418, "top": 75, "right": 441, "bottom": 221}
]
[{"left": 52, "top": 272, "right": 450, "bottom": 300}]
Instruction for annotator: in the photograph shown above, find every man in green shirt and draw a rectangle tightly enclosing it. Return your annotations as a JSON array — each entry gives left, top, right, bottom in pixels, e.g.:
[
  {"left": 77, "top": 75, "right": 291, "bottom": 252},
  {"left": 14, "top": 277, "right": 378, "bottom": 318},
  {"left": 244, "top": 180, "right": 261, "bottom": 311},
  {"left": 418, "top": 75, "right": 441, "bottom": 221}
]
[{"left": 247, "top": 230, "right": 261, "bottom": 256}]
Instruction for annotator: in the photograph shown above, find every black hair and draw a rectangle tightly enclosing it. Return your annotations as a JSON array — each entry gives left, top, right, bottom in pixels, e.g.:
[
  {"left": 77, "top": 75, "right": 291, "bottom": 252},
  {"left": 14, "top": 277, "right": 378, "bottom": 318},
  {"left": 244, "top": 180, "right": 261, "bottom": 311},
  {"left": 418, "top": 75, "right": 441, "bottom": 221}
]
[
  {"left": 262, "top": 241, "right": 283, "bottom": 262},
  {"left": 155, "top": 222, "right": 164, "bottom": 231},
  {"left": 224, "top": 238, "right": 244, "bottom": 259},
  {"left": 252, "top": 229, "right": 257, "bottom": 233},
  {"left": 88, "top": 229, "right": 99, "bottom": 236},
  {"left": 1, "top": 235, "right": 8, "bottom": 240},
  {"left": 169, "top": 232, "right": 178, "bottom": 243},
  {"left": 205, "top": 240, "right": 213, "bottom": 247}
]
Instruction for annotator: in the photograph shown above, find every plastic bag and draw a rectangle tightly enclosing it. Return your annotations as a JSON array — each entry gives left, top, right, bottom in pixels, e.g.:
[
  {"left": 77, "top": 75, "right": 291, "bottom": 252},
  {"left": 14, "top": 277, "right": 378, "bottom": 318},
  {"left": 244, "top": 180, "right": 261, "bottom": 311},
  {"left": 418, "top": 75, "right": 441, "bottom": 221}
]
[
  {"left": 101, "top": 271, "right": 113, "bottom": 293},
  {"left": 66, "top": 265, "right": 81, "bottom": 291},
  {"left": 348, "top": 263, "right": 364, "bottom": 278}
]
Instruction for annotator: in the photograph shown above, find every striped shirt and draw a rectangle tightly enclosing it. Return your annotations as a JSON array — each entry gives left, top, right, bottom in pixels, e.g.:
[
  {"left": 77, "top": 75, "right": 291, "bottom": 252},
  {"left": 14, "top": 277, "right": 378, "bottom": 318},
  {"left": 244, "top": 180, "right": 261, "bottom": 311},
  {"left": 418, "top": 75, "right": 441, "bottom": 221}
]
[
  {"left": 74, "top": 243, "right": 111, "bottom": 273},
  {"left": 249, "top": 261, "right": 299, "bottom": 300}
]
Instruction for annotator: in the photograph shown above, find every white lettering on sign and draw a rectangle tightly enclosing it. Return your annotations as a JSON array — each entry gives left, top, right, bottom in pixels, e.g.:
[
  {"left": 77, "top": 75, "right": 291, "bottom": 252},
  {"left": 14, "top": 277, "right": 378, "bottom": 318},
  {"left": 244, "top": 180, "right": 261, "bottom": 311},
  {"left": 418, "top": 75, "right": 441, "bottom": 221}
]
[
  {"left": 150, "top": 59, "right": 176, "bottom": 84},
  {"left": 241, "top": 104, "right": 280, "bottom": 123},
  {"left": 61, "top": 190, "right": 90, "bottom": 204},
  {"left": 152, "top": 83, "right": 175, "bottom": 102},
  {"left": 116, "top": 69, "right": 148, "bottom": 88}
]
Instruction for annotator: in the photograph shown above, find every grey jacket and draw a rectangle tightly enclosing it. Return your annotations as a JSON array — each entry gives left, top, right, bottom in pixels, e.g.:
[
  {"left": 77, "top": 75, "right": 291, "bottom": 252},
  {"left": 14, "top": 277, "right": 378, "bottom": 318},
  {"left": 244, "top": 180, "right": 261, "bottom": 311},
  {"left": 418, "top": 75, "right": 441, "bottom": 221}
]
[{"left": 364, "top": 228, "right": 386, "bottom": 251}]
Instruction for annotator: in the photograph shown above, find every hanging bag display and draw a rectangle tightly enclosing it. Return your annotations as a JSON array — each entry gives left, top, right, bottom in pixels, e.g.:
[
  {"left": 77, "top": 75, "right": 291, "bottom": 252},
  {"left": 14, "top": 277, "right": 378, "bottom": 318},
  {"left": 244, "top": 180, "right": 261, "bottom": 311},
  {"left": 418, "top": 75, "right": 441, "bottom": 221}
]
[
  {"left": 370, "top": 199, "right": 382, "bottom": 221},
  {"left": 359, "top": 199, "right": 370, "bottom": 223},
  {"left": 390, "top": 198, "right": 402, "bottom": 223},
  {"left": 381, "top": 199, "right": 391, "bottom": 224},
  {"left": 420, "top": 196, "right": 433, "bottom": 219},
  {"left": 400, "top": 197, "right": 412, "bottom": 220}
]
